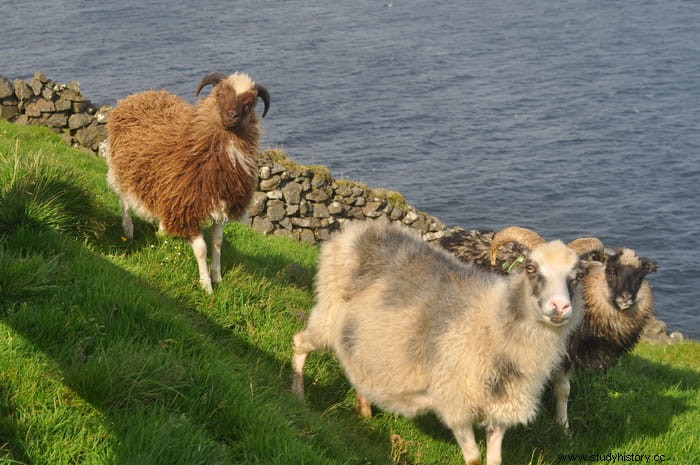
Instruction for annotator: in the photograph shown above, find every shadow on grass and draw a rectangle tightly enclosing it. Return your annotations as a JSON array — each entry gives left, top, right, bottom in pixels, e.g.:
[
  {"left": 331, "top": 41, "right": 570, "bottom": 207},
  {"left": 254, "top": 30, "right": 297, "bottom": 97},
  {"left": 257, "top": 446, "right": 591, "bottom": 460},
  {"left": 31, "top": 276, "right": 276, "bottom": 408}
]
[
  {"left": 566, "top": 354, "right": 698, "bottom": 443},
  {"left": 0, "top": 220, "right": 392, "bottom": 464}
]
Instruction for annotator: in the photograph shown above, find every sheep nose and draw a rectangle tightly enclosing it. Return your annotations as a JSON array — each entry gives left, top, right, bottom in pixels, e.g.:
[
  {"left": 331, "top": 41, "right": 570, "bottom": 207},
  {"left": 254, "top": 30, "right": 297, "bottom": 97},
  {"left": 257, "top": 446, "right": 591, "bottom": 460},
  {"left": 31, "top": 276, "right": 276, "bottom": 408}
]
[
  {"left": 548, "top": 298, "right": 571, "bottom": 317},
  {"left": 616, "top": 292, "right": 633, "bottom": 310},
  {"left": 227, "top": 111, "right": 239, "bottom": 119}
]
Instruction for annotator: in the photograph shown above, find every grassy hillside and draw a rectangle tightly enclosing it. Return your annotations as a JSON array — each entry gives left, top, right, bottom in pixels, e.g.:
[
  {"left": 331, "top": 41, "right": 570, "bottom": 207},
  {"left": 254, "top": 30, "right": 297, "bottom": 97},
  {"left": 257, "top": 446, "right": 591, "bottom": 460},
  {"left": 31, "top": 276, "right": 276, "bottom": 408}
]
[{"left": 0, "top": 120, "right": 698, "bottom": 465}]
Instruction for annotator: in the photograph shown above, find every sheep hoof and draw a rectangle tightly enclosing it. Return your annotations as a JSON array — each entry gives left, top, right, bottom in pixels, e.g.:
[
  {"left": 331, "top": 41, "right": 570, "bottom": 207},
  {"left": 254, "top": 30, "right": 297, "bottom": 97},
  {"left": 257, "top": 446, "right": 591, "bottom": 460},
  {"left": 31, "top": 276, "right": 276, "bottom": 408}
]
[
  {"left": 201, "top": 279, "right": 214, "bottom": 294},
  {"left": 561, "top": 422, "right": 572, "bottom": 437}
]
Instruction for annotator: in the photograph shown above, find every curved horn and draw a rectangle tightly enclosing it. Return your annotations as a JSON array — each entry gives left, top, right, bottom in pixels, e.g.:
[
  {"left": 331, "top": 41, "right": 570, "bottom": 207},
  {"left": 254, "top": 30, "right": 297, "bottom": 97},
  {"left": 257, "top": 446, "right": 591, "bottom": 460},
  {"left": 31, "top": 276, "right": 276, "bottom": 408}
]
[
  {"left": 195, "top": 72, "right": 228, "bottom": 97},
  {"left": 489, "top": 226, "right": 545, "bottom": 266},
  {"left": 567, "top": 237, "right": 605, "bottom": 262},
  {"left": 256, "top": 84, "right": 270, "bottom": 117}
]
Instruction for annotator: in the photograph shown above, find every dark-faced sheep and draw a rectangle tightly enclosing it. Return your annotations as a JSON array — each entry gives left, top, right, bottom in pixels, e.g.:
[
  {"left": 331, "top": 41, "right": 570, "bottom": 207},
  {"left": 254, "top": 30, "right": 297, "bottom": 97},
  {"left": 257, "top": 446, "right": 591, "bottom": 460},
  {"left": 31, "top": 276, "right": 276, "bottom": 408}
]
[
  {"left": 440, "top": 229, "right": 657, "bottom": 427},
  {"left": 106, "top": 71, "right": 270, "bottom": 292},
  {"left": 552, "top": 246, "right": 656, "bottom": 426},
  {"left": 292, "top": 222, "right": 596, "bottom": 465}
]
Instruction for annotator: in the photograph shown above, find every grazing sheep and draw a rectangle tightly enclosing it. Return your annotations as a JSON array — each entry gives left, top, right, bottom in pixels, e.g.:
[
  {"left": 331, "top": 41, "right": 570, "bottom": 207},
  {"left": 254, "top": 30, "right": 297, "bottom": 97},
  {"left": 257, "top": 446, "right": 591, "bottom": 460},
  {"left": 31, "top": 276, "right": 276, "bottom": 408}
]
[
  {"left": 292, "top": 222, "right": 592, "bottom": 465},
  {"left": 441, "top": 230, "right": 657, "bottom": 427},
  {"left": 106, "top": 71, "right": 270, "bottom": 292}
]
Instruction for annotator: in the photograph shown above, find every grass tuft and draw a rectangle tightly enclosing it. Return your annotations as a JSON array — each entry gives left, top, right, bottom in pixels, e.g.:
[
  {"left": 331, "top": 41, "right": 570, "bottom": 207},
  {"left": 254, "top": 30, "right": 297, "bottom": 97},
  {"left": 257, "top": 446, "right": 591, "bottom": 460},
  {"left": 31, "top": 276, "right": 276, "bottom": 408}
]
[
  {"left": 0, "top": 244, "right": 62, "bottom": 302},
  {"left": 0, "top": 144, "right": 106, "bottom": 243}
]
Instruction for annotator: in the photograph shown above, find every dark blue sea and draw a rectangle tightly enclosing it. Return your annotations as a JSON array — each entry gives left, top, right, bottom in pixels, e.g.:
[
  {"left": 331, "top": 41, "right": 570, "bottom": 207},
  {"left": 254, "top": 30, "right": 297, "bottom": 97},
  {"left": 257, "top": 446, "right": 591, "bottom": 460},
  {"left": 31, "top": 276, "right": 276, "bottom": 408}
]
[{"left": 3, "top": 0, "right": 699, "bottom": 339}]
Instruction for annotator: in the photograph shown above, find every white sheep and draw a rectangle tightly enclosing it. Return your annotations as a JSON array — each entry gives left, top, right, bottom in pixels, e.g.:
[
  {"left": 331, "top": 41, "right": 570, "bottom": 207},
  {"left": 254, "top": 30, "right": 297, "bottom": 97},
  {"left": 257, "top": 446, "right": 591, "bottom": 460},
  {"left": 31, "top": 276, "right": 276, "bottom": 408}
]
[
  {"left": 105, "top": 71, "right": 270, "bottom": 292},
  {"left": 441, "top": 230, "right": 657, "bottom": 428},
  {"left": 292, "top": 221, "right": 591, "bottom": 465}
]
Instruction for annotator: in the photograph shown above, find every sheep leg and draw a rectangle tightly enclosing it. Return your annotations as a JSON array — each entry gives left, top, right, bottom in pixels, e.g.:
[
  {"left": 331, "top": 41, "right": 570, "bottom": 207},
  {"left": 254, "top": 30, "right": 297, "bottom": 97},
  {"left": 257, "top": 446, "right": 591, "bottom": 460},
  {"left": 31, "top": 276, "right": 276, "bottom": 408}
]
[
  {"left": 210, "top": 222, "right": 224, "bottom": 284},
  {"left": 451, "top": 422, "right": 482, "bottom": 465},
  {"left": 291, "top": 330, "right": 319, "bottom": 399},
  {"left": 191, "top": 234, "right": 213, "bottom": 294},
  {"left": 552, "top": 370, "right": 571, "bottom": 428},
  {"left": 356, "top": 392, "right": 372, "bottom": 418},
  {"left": 120, "top": 198, "right": 134, "bottom": 239},
  {"left": 485, "top": 424, "right": 505, "bottom": 465}
]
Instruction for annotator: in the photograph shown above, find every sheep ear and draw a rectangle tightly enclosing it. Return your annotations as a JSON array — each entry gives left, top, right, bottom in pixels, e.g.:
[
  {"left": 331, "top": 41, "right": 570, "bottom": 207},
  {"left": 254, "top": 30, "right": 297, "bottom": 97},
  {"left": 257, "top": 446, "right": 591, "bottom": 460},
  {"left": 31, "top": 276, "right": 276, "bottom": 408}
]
[
  {"left": 256, "top": 85, "right": 270, "bottom": 117},
  {"left": 642, "top": 258, "right": 658, "bottom": 274},
  {"left": 195, "top": 72, "right": 228, "bottom": 97}
]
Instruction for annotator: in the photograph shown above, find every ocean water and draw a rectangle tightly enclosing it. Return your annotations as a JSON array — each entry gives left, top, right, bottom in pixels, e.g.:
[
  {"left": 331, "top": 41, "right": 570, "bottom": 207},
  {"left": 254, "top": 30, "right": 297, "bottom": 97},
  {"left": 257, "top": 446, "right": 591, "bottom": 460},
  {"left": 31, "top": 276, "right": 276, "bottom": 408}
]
[{"left": 3, "top": 0, "right": 699, "bottom": 339}]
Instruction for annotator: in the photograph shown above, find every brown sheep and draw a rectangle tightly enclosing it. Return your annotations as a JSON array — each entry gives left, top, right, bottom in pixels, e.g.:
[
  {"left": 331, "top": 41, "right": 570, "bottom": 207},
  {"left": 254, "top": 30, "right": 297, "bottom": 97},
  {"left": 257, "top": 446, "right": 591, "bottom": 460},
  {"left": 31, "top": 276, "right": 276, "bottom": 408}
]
[{"left": 106, "top": 71, "right": 270, "bottom": 292}]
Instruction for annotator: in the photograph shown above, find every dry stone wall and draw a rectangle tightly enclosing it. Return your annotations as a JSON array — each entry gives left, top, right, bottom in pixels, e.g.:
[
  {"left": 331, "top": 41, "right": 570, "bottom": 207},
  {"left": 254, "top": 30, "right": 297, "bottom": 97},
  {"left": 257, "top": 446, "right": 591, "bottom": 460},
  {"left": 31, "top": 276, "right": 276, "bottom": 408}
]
[
  {"left": 1, "top": 73, "right": 454, "bottom": 244},
  {"left": 249, "top": 150, "right": 452, "bottom": 243},
  {"left": 0, "top": 72, "right": 111, "bottom": 152}
]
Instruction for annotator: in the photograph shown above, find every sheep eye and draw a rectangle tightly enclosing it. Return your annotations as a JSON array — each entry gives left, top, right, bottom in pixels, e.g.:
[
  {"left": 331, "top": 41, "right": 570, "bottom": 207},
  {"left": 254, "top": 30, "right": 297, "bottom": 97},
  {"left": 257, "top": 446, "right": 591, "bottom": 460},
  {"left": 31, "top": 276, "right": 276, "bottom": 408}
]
[
  {"left": 525, "top": 264, "right": 537, "bottom": 274},
  {"left": 216, "top": 92, "right": 223, "bottom": 99}
]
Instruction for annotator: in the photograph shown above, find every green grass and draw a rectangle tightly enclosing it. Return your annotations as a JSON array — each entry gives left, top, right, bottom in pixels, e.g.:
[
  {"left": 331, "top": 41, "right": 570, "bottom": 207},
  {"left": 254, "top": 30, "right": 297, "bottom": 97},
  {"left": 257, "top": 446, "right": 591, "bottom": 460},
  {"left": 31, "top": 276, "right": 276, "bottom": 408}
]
[{"left": 0, "top": 120, "right": 698, "bottom": 465}]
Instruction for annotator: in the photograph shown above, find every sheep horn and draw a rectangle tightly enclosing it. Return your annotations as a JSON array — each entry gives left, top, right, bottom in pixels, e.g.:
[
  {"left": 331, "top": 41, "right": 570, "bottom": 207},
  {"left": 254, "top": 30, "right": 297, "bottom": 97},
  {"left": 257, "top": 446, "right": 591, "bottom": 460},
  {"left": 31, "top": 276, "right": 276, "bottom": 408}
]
[
  {"left": 195, "top": 72, "right": 228, "bottom": 97},
  {"left": 489, "top": 226, "right": 545, "bottom": 266},
  {"left": 567, "top": 237, "right": 605, "bottom": 262},
  {"left": 256, "top": 85, "right": 270, "bottom": 118}
]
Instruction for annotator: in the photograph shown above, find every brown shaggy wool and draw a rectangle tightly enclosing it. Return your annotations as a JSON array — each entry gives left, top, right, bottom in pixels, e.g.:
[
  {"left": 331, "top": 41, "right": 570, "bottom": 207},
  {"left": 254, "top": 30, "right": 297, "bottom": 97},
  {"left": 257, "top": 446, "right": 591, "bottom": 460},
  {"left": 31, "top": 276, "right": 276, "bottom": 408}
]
[{"left": 107, "top": 85, "right": 261, "bottom": 238}]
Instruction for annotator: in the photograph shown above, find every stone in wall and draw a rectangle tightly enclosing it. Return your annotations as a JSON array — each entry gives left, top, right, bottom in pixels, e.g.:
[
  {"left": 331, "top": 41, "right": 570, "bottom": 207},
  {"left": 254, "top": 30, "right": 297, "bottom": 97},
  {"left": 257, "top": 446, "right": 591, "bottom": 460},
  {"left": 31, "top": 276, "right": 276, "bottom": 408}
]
[
  {"left": 0, "top": 76, "right": 19, "bottom": 120},
  {"left": 12, "top": 79, "right": 33, "bottom": 106},
  {"left": 0, "top": 77, "right": 14, "bottom": 99}
]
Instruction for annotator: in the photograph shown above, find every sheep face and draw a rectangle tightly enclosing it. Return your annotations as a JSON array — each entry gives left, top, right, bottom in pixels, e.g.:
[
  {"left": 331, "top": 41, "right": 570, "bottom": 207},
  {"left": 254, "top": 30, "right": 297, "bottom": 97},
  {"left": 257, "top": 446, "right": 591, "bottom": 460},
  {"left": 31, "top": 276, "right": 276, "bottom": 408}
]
[
  {"left": 604, "top": 248, "right": 658, "bottom": 311},
  {"left": 215, "top": 76, "right": 259, "bottom": 130},
  {"left": 195, "top": 71, "right": 270, "bottom": 131},
  {"left": 521, "top": 241, "right": 583, "bottom": 327}
]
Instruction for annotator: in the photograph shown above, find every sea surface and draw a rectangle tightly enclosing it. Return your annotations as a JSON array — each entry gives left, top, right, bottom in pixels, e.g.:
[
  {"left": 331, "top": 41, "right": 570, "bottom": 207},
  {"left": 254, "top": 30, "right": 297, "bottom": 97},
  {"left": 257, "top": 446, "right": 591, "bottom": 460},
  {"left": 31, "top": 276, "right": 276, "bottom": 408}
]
[{"left": 3, "top": 0, "right": 699, "bottom": 339}]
